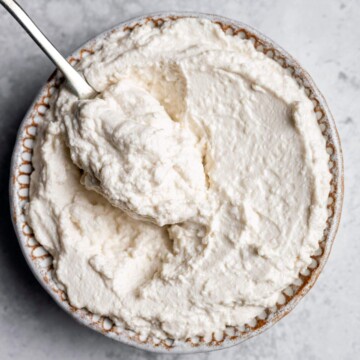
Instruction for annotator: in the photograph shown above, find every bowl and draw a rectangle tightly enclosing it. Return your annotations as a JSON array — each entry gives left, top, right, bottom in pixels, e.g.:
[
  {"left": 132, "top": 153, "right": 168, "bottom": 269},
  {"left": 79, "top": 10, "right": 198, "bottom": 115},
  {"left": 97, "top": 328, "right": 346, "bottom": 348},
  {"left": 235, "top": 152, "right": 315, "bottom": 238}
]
[{"left": 9, "top": 12, "right": 344, "bottom": 353}]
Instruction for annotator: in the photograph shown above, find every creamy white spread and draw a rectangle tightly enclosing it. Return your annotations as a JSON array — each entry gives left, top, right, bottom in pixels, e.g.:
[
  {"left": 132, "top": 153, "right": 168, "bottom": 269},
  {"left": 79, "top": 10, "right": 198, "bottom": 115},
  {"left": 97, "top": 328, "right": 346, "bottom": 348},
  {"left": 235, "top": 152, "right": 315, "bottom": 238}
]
[
  {"left": 65, "top": 80, "right": 207, "bottom": 225},
  {"left": 28, "top": 18, "right": 331, "bottom": 340}
]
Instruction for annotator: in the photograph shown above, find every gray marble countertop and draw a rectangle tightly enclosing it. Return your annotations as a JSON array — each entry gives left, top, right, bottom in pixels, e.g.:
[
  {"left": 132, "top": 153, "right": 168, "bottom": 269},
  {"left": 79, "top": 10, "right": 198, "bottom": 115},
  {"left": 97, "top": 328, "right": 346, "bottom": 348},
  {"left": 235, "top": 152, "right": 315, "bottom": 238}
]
[{"left": 0, "top": 0, "right": 358, "bottom": 359}]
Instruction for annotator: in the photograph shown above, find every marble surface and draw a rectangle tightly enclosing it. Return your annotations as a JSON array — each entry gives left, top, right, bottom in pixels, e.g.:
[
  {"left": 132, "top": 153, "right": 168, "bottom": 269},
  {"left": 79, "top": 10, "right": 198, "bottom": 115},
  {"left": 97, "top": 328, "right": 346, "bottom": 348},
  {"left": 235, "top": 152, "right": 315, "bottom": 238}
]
[{"left": 0, "top": 0, "right": 358, "bottom": 359}]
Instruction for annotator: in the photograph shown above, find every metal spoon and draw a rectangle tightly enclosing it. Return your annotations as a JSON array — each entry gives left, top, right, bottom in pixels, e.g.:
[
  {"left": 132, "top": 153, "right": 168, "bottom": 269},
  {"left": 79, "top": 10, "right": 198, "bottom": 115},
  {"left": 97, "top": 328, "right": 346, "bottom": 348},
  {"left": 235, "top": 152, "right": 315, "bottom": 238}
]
[{"left": 0, "top": 0, "right": 97, "bottom": 99}]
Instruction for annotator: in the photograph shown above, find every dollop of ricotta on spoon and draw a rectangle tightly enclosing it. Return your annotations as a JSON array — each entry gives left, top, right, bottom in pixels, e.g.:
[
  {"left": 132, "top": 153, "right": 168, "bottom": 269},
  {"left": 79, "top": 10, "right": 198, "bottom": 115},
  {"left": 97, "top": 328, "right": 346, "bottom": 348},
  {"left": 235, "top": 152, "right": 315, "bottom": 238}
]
[{"left": 64, "top": 80, "right": 207, "bottom": 226}]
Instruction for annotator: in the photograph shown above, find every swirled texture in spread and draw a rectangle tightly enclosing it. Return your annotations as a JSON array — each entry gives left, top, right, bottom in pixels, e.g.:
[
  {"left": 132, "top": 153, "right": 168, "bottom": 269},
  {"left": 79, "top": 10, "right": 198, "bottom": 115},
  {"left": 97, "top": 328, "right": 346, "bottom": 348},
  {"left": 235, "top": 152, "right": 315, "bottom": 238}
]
[{"left": 28, "top": 18, "right": 330, "bottom": 340}]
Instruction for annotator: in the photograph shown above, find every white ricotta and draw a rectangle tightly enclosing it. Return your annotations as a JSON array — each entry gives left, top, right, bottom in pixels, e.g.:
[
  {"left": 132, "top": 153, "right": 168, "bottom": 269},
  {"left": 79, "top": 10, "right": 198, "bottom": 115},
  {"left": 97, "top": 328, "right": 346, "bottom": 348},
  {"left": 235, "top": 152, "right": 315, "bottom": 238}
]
[
  {"left": 64, "top": 80, "right": 207, "bottom": 226},
  {"left": 28, "top": 18, "right": 331, "bottom": 340}
]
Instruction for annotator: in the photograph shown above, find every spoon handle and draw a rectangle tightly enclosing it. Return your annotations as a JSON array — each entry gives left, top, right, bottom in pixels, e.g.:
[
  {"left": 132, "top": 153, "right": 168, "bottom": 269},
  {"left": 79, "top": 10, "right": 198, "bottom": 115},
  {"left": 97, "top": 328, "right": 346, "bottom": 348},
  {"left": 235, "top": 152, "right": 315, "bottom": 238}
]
[{"left": 0, "top": 0, "right": 97, "bottom": 99}]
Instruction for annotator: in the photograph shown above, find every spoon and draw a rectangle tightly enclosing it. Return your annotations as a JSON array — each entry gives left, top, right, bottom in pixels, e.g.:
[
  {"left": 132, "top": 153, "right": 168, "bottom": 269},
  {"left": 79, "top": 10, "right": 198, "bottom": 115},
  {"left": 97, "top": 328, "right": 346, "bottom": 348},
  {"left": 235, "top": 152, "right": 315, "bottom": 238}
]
[{"left": 0, "top": 0, "right": 97, "bottom": 99}]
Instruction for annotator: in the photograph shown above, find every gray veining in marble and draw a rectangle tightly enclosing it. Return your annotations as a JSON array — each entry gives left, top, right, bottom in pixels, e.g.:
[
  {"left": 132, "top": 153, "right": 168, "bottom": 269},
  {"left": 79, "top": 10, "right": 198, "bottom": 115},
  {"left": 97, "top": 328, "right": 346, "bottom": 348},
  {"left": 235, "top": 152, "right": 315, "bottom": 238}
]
[{"left": 0, "top": 0, "right": 358, "bottom": 359}]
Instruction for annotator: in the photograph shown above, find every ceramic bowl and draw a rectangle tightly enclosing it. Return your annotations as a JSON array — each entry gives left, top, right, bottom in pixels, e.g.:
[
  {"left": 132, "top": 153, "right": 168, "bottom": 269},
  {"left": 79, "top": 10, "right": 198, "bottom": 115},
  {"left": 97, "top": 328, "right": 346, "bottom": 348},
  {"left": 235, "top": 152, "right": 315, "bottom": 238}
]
[{"left": 9, "top": 12, "right": 344, "bottom": 353}]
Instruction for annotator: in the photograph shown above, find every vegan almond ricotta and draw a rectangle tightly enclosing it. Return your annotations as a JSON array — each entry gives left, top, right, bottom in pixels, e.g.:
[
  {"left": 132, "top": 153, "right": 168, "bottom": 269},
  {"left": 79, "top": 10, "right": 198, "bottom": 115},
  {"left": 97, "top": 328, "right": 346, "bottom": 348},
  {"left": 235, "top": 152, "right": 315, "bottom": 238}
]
[{"left": 28, "top": 18, "right": 331, "bottom": 340}]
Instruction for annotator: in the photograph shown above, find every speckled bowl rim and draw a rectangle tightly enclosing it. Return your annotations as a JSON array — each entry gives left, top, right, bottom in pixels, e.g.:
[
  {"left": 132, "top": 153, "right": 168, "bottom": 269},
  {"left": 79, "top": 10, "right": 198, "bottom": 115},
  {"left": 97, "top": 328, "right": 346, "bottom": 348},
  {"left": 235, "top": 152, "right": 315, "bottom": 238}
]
[{"left": 9, "top": 11, "right": 344, "bottom": 354}]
